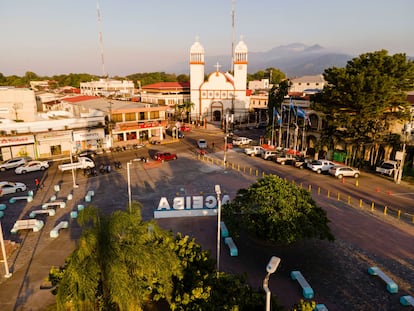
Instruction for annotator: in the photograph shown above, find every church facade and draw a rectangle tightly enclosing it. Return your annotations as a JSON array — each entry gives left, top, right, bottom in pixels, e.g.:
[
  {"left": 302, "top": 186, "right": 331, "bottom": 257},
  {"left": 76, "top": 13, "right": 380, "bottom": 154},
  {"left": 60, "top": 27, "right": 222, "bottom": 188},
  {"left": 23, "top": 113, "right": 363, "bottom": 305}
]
[{"left": 189, "top": 38, "right": 250, "bottom": 124}]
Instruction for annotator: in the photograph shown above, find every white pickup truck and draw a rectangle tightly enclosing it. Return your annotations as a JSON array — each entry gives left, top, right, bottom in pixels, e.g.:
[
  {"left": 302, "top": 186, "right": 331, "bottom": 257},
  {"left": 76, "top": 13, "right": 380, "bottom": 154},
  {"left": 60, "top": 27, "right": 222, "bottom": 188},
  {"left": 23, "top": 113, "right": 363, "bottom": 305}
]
[
  {"left": 375, "top": 160, "right": 398, "bottom": 177},
  {"left": 244, "top": 146, "right": 263, "bottom": 157},
  {"left": 232, "top": 137, "right": 253, "bottom": 146},
  {"left": 58, "top": 157, "right": 95, "bottom": 172}
]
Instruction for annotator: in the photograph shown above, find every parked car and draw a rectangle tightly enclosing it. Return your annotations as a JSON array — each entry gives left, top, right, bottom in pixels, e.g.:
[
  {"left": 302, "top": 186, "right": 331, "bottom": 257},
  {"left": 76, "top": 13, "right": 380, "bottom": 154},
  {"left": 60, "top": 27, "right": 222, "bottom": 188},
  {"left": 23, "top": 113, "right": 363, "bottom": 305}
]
[
  {"left": 375, "top": 160, "right": 398, "bottom": 177},
  {"left": 261, "top": 150, "right": 281, "bottom": 161},
  {"left": 307, "top": 160, "right": 336, "bottom": 174},
  {"left": 15, "top": 160, "right": 50, "bottom": 174},
  {"left": 329, "top": 166, "right": 360, "bottom": 179},
  {"left": 0, "top": 157, "right": 28, "bottom": 171},
  {"left": 180, "top": 125, "right": 191, "bottom": 132},
  {"left": 292, "top": 156, "right": 308, "bottom": 169},
  {"left": 0, "top": 181, "right": 27, "bottom": 196},
  {"left": 197, "top": 139, "right": 208, "bottom": 149},
  {"left": 77, "top": 149, "right": 97, "bottom": 158},
  {"left": 275, "top": 154, "right": 296, "bottom": 165},
  {"left": 154, "top": 152, "right": 177, "bottom": 162},
  {"left": 166, "top": 128, "right": 184, "bottom": 138},
  {"left": 232, "top": 137, "right": 253, "bottom": 146}
]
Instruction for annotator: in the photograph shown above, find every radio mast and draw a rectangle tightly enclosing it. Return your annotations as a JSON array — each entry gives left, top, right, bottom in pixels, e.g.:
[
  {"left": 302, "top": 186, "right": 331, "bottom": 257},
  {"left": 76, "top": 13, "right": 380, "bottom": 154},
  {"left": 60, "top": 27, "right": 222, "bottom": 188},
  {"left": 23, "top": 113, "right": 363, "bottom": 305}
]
[
  {"left": 231, "top": 0, "right": 235, "bottom": 73},
  {"left": 97, "top": 1, "right": 107, "bottom": 77}
]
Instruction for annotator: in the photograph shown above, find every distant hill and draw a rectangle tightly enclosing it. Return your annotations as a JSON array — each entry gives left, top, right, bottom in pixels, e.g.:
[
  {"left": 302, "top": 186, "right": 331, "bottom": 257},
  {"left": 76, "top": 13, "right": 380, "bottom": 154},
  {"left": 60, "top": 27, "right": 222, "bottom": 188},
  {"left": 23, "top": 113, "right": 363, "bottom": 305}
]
[{"left": 167, "top": 43, "right": 354, "bottom": 77}]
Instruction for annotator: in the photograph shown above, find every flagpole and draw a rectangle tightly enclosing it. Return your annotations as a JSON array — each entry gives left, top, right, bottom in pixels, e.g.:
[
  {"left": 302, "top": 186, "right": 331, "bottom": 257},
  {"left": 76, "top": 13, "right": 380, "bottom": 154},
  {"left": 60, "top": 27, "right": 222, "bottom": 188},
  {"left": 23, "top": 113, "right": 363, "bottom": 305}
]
[
  {"left": 294, "top": 103, "right": 298, "bottom": 152},
  {"left": 271, "top": 107, "right": 275, "bottom": 146},
  {"left": 278, "top": 101, "right": 283, "bottom": 147},
  {"left": 286, "top": 100, "right": 291, "bottom": 149}
]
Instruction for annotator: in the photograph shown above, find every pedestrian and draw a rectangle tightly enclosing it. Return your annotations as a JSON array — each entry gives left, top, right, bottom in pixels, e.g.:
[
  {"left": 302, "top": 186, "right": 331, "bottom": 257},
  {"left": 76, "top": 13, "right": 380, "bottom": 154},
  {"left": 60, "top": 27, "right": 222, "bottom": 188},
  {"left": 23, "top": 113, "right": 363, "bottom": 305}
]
[{"left": 35, "top": 178, "right": 40, "bottom": 190}]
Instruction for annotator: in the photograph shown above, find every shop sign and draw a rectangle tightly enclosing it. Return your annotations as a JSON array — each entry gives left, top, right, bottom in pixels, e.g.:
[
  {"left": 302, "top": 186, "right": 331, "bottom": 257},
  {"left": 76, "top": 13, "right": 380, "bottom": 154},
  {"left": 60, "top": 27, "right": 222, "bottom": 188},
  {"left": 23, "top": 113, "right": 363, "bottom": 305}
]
[
  {"left": 36, "top": 130, "right": 72, "bottom": 140},
  {"left": 154, "top": 194, "right": 231, "bottom": 219},
  {"left": 73, "top": 129, "right": 104, "bottom": 141},
  {"left": 0, "top": 135, "right": 35, "bottom": 147}
]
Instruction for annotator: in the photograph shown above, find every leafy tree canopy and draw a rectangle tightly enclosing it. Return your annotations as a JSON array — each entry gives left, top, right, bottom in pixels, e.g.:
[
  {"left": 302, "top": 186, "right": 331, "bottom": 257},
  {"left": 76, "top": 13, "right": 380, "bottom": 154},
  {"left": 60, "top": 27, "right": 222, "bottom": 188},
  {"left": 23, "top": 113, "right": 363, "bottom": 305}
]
[
  {"left": 248, "top": 67, "right": 286, "bottom": 85},
  {"left": 222, "top": 175, "right": 334, "bottom": 245},
  {"left": 311, "top": 50, "right": 414, "bottom": 150}
]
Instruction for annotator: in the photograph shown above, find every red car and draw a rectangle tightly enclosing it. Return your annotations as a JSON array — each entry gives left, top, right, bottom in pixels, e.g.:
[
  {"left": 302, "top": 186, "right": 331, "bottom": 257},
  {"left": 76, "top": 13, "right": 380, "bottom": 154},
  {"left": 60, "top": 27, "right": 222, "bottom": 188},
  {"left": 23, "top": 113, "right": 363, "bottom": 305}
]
[
  {"left": 180, "top": 125, "right": 191, "bottom": 132},
  {"left": 154, "top": 152, "right": 177, "bottom": 162}
]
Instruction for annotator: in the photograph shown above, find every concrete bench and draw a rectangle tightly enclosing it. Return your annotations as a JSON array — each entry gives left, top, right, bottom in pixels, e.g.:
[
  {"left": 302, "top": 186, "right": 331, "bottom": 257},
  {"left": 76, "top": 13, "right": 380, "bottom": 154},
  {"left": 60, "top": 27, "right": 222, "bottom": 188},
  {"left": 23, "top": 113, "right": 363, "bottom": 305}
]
[
  {"left": 50, "top": 221, "right": 69, "bottom": 238},
  {"left": 29, "top": 209, "right": 56, "bottom": 218},
  {"left": 368, "top": 266, "right": 398, "bottom": 293},
  {"left": 42, "top": 201, "right": 66, "bottom": 209},
  {"left": 220, "top": 221, "right": 229, "bottom": 238},
  {"left": 224, "top": 237, "right": 238, "bottom": 256},
  {"left": 9, "top": 196, "right": 33, "bottom": 203},
  {"left": 290, "top": 270, "right": 314, "bottom": 299},
  {"left": 400, "top": 295, "right": 414, "bottom": 306},
  {"left": 11, "top": 219, "right": 44, "bottom": 234},
  {"left": 315, "top": 304, "right": 328, "bottom": 311}
]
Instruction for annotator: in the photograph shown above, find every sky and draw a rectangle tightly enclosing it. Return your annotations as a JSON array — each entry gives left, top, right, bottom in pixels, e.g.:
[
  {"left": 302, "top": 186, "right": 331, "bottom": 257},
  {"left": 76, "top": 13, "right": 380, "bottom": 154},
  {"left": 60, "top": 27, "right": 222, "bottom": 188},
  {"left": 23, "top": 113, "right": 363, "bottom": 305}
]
[{"left": 1, "top": 0, "right": 413, "bottom": 77}]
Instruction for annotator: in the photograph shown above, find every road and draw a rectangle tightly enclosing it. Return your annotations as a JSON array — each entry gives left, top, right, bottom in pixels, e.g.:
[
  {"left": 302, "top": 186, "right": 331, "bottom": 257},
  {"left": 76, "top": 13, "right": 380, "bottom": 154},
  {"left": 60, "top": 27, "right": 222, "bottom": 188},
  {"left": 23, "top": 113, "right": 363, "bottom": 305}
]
[{"left": 0, "top": 125, "right": 413, "bottom": 310}]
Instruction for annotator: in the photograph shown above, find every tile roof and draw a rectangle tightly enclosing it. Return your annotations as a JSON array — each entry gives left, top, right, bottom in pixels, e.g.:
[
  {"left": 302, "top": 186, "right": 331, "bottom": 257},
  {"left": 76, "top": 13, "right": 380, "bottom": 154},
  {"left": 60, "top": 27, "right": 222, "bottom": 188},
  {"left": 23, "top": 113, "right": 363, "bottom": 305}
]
[{"left": 61, "top": 95, "right": 100, "bottom": 102}]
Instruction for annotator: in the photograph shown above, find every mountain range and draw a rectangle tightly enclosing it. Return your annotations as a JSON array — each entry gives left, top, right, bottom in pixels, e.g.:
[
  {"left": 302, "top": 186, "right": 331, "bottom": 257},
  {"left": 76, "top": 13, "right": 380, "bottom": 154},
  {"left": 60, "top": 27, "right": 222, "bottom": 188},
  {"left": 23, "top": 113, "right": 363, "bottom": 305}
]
[{"left": 167, "top": 43, "right": 354, "bottom": 77}]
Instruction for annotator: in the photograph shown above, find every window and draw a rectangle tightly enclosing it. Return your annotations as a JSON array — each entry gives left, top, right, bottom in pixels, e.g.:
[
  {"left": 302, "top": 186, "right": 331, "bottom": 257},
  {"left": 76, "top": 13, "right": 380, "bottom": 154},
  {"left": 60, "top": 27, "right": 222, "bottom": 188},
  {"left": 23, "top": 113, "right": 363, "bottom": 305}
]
[
  {"left": 112, "top": 113, "right": 122, "bottom": 122},
  {"left": 139, "top": 112, "right": 146, "bottom": 120},
  {"left": 150, "top": 111, "right": 159, "bottom": 119},
  {"left": 125, "top": 112, "right": 136, "bottom": 121}
]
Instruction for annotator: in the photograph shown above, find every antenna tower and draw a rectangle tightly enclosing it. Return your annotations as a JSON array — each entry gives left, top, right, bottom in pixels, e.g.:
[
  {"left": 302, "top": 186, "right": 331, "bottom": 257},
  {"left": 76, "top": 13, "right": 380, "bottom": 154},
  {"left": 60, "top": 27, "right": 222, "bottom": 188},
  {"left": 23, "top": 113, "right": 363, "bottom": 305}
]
[
  {"left": 97, "top": 2, "right": 107, "bottom": 77},
  {"left": 231, "top": 0, "right": 235, "bottom": 73}
]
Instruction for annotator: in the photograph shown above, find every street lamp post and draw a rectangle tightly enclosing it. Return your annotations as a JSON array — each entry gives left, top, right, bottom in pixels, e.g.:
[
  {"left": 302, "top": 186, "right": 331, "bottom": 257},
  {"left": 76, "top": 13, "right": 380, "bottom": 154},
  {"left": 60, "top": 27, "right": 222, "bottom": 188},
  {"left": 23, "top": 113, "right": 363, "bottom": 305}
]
[
  {"left": 215, "top": 184, "right": 222, "bottom": 272},
  {"left": 0, "top": 222, "right": 12, "bottom": 278},
  {"left": 69, "top": 142, "right": 78, "bottom": 189},
  {"left": 263, "top": 256, "right": 281, "bottom": 311},
  {"left": 127, "top": 161, "right": 132, "bottom": 210}
]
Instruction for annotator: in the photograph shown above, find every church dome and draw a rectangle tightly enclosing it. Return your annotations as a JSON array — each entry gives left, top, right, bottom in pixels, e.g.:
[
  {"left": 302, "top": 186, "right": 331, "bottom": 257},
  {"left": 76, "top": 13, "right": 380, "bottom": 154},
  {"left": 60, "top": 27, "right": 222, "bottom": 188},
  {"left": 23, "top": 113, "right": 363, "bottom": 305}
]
[
  {"left": 190, "top": 39, "right": 204, "bottom": 54},
  {"left": 235, "top": 39, "right": 248, "bottom": 53}
]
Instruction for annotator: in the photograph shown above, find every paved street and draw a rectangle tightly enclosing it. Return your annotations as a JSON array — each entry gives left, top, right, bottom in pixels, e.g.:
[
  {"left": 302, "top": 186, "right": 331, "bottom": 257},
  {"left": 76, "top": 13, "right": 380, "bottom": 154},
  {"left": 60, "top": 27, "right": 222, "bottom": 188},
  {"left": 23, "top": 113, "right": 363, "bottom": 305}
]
[{"left": 0, "top": 126, "right": 414, "bottom": 310}]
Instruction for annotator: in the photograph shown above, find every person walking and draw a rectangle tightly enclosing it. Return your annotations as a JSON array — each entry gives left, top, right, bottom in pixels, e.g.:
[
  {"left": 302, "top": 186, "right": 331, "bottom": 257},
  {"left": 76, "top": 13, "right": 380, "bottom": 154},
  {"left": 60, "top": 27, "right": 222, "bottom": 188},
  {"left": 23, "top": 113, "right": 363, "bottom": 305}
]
[{"left": 35, "top": 178, "right": 40, "bottom": 190}]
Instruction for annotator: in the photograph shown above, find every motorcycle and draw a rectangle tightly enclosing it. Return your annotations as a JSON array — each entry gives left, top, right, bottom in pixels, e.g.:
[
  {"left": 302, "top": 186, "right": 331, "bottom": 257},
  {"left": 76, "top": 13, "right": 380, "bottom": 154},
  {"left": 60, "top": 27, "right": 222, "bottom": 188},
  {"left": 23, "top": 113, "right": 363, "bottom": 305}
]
[{"left": 99, "top": 164, "right": 112, "bottom": 174}]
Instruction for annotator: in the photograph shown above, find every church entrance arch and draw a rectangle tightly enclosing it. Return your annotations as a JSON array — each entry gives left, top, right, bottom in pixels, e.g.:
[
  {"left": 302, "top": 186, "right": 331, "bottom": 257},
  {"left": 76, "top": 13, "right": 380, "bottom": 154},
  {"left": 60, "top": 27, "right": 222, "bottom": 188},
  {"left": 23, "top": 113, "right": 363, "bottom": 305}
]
[{"left": 211, "top": 102, "right": 223, "bottom": 122}]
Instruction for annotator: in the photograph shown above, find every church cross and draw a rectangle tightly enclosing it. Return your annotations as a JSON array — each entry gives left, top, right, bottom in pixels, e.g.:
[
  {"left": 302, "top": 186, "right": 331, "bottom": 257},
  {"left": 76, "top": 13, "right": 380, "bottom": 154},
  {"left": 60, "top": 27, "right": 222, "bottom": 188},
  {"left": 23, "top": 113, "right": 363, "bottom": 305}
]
[{"left": 214, "top": 62, "right": 222, "bottom": 72}]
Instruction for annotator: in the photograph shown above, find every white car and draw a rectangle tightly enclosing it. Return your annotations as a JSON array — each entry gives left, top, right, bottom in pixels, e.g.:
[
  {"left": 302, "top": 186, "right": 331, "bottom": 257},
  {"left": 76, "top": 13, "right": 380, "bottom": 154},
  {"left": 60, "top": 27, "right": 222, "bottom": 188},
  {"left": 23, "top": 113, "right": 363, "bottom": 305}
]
[
  {"left": 307, "top": 160, "right": 336, "bottom": 174},
  {"left": 197, "top": 139, "right": 207, "bottom": 149},
  {"left": 0, "top": 181, "right": 27, "bottom": 196},
  {"left": 15, "top": 160, "right": 50, "bottom": 174},
  {"left": 329, "top": 166, "right": 360, "bottom": 179},
  {"left": 232, "top": 137, "right": 253, "bottom": 146},
  {"left": 0, "top": 157, "right": 27, "bottom": 171}
]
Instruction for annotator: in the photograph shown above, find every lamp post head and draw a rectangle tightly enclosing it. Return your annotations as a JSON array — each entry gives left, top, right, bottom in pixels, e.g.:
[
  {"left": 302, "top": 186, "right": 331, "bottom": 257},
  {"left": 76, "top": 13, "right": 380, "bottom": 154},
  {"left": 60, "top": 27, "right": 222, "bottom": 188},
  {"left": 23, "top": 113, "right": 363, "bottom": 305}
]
[
  {"left": 215, "top": 184, "right": 221, "bottom": 195},
  {"left": 266, "top": 256, "right": 281, "bottom": 274}
]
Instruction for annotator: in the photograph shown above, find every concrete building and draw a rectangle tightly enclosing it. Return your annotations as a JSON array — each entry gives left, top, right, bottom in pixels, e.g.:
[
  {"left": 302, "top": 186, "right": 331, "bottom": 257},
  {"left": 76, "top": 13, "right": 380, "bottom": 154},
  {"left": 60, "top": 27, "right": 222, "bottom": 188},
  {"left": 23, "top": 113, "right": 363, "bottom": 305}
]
[
  {"left": 80, "top": 78, "right": 136, "bottom": 100},
  {"left": 289, "top": 75, "right": 325, "bottom": 96},
  {"left": 190, "top": 38, "right": 250, "bottom": 123},
  {"left": 0, "top": 87, "right": 37, "bottom": 122}
]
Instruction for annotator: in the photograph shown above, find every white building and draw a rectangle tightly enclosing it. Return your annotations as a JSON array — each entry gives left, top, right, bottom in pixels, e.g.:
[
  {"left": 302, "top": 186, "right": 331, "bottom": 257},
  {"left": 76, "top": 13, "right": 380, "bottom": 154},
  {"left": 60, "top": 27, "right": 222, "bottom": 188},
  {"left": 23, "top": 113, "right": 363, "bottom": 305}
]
[
  {"left": 0, "top": 87, "right": 37, "bottom": 122},
  {"left": 289, "top": 75, "right": 325, "bottom": 95},
  {"left": 80, "top": 78, "right": 135, "bottom": 100},
  {"left": 190, "top": 38, "right": 250, "bottom": 123}
]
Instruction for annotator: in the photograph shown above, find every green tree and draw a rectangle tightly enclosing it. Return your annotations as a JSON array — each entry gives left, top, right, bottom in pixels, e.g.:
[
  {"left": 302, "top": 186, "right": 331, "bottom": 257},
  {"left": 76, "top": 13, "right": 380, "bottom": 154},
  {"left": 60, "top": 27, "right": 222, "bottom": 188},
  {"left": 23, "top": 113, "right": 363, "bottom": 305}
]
[
  {"left": 55, "top": 203, "right": 182, "bottom": 311},
  {"left": 312, "top": 50, "right": 414, "bottom": 165},
  {"left": 222, "top": 175, "right": 334, "bottom": 245},
  {"left": 170, "top": 234, "right": 281, "bottom": 311}
]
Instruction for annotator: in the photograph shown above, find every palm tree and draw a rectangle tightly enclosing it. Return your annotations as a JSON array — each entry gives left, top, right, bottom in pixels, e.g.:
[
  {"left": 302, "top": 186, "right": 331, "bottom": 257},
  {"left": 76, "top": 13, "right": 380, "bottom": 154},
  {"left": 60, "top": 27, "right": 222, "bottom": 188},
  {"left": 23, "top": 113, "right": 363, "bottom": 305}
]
[{"left": 56, "top": 203, "right": 182, "bottom": 311}]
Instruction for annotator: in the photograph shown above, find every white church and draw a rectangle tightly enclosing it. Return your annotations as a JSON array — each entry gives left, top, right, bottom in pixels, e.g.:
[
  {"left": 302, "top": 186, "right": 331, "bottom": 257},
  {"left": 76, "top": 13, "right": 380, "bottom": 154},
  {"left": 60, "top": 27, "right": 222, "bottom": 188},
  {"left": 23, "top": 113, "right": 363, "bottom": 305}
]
[{"left": 189, "top": 38, "right": 250, "bottom": 124}]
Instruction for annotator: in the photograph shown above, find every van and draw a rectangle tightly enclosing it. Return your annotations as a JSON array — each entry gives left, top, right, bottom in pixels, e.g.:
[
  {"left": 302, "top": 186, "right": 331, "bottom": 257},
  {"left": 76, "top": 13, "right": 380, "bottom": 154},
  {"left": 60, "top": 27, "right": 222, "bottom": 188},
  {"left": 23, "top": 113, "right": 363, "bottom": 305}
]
[{"left": 261, "top": 150, "right": 279, "bottom": 161}]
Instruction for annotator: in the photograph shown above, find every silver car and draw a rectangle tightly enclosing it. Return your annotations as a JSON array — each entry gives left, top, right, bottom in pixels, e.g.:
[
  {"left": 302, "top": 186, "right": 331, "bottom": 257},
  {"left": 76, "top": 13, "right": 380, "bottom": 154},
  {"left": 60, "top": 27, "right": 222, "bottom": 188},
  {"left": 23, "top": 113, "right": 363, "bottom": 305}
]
[
  {"left": 0, "top": 157, "right": 27, "bottom": 171},
  {"left": 328, "top": 166, "right": 360, "bottom": 179},
  {"left": 0, "top": 181, "right": 27, "bottom": 196}
]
